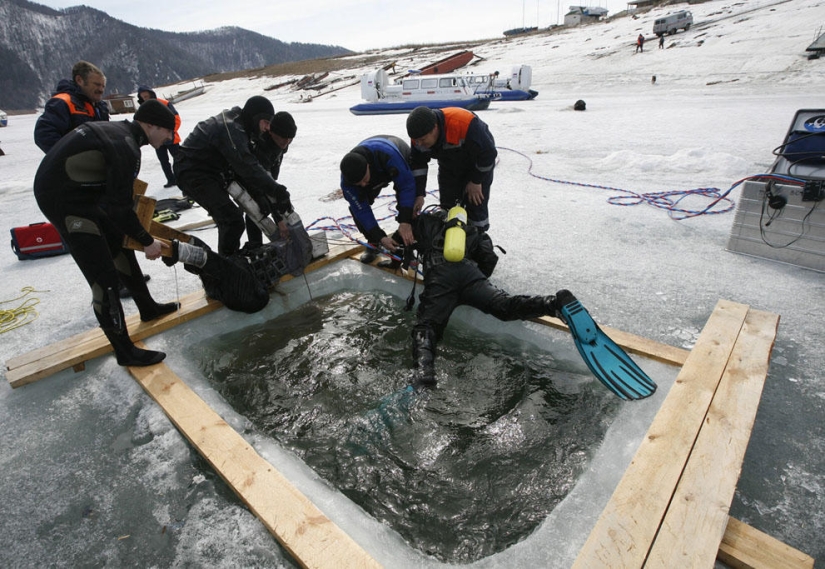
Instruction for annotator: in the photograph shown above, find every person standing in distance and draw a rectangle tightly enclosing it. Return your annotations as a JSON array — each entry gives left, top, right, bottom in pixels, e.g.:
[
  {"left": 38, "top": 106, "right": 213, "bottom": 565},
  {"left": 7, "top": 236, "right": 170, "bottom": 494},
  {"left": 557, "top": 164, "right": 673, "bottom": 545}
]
[{"left": 137, "top": 86, "right": 182, "bottom": 188}]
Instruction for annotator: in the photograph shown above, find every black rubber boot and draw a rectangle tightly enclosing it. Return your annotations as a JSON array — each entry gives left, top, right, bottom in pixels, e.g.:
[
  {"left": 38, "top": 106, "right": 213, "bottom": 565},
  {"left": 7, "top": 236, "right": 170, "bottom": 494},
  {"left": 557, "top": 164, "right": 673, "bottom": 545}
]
[
  {"left": 124, "top": 273, "right": 180, "bottom": 322},
  {"left": 94, "top": 286, "right": 165, "bottom": 366},
  {"left": 543, "top": 295, "right": 560, "bottom": 317},
  {"left": 411, "top": 327, "right": 437, "bottom": 389},
  {"left": 138, "top": 301, "right": 180, "bottom": 322},
  {"left": 118, "top": 274, "right": 151, "bottom": 298},
  {"left": 103, "top": 328, "right": 166, "bottom": 366},
  {"left": 113, "top": 250, "right": 180, "bottom": 322},
  {"left": 360, "top": 248, "right": 378, "bottom": 264},
  {"left": 554, "top": 289, "right": 575, "bottom": 312},
  {"left": 377, "top": 258, "right": 401, "bottom": 270}
]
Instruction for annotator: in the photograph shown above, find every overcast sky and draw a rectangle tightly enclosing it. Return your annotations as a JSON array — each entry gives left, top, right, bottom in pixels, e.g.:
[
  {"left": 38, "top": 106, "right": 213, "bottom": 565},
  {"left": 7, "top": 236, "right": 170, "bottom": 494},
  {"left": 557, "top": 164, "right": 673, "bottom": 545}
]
[{"left": 35, "top": 0, "right": 630, "bottom": 52}]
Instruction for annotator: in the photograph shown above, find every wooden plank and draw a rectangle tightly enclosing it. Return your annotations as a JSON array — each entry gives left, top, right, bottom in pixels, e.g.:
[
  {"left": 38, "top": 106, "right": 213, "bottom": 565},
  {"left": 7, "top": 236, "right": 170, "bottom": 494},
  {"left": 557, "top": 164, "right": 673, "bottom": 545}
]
[
  {"left": 133, "top": 178, "right": 148, "bottom": 196},
  {"left": 123, "top": 194, "right": 157, "bottom": 252},
  {"left": 647, "top": 308, "right": 780, "bottom": 567},
  {"left": 149, "top": 220, "right": 193, "bottom": 243},
  {"left": 5, "top": 242, "right": 359, "bottom": 388},
  {"left": 533, "top": 315, "right": 690, "bottom": 367},
  {"left": 357, "top": 247, "right": 691, "bottom": 367},
  {"left": 4, "top": 287, "right": 211, "bottom": 372},
  {"left": 128, "top": 359, "right": 381, "bottom": 569},
  {"left": 174, "top": 218, "right": 216, "bottom": 232},
  {"left": 719, "top": 517, "right": 814, "bottom": 569},
  {"left": 6, "top": 293, "right": 219, "bottom": 388},
  {"left": 572, "top": 299, "right": 750, "bottom": 569}
]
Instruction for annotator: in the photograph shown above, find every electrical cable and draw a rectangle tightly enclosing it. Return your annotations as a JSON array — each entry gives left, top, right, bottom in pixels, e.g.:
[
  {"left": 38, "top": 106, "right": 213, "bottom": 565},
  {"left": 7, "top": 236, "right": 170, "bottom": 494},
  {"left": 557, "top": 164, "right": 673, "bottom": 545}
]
[{"left": 758, "top": 186, "right": 821, "bottom": 248}]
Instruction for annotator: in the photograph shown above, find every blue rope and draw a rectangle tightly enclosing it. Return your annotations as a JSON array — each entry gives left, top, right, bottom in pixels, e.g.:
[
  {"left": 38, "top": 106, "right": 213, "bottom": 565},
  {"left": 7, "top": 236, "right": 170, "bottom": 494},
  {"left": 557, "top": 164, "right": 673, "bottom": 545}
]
[{"left": 495, "top": 146, "right": 805, "bottom": 221}]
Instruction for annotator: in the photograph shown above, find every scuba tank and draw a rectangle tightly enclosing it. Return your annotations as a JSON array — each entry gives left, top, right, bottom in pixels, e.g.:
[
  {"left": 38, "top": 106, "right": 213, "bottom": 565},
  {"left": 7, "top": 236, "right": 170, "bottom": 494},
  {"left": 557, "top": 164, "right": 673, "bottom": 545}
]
[
  {"left": 442, "top": 205, "right": 467, "bottom": 262},
  {"left": 226, "top": 181, "right": 280, "bottom": 241}
]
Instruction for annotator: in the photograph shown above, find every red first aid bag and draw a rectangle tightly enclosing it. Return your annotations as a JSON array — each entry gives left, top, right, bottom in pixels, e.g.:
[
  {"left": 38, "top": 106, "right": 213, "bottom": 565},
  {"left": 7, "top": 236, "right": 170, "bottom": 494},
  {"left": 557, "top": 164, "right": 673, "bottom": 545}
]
[{"left": 10, "top": 222, "right": 69, "bottom": 260}]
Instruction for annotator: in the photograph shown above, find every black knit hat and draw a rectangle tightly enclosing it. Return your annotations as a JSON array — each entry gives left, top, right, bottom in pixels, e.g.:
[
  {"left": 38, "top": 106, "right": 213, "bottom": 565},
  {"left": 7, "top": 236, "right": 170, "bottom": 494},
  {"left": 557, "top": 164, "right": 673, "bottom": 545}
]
[
  {"left": 406, "top": 106, "right": 437, "bottom": 139},
  {"left": 133, "top": 99, "right": 175, "bottom": 131},
  {"left": 340, "top": 152, "right": 368, "bottom": 184},
  {"left": 270, "top": 111, "right": 297, "bottom": 138},
  {"left": 242, "top": 95, "right": 275, "bottom": 132}
]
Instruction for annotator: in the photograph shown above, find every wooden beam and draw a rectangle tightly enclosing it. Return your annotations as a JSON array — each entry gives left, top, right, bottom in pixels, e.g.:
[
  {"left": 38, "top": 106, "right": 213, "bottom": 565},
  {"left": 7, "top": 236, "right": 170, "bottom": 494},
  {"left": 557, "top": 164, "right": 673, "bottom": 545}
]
[
  {"left": 5, "top": 291, "right": 220, "bottom": 387},
  {"left": 5, "top": 242, "right": 359, "bottom": 388},
  {"left": 646, "top": 308, "right": 779, "bottom": 566},
  {"left": 356, "top": 248, "right": 691, "bottom": 367},
  {"left": 133, "top": 178, "right": 148, "bottom": 196},
  {"left": 122, "top": 194, "right": 157, "bottom": 252},
  {"left": 533, "top": 314, "right": 690, "bottom": 367},
  {"left": 573, "top": 299, "right": 750, "bottom": 568},
  {"left": 719, "top": 516, "right": 814, "bottom": 569},
  {"left": 149, "top": 220, "right": 193, "bottom": 243},
  {"left": 128, "top": 358, "right": 381, "bottom": 569}
]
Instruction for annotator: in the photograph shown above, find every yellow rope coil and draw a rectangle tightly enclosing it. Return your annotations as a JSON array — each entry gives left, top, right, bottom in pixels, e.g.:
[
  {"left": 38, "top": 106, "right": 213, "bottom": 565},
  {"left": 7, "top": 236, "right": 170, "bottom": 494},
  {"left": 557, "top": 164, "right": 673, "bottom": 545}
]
[{"left": 0, "top": 287, "right": 49, "bottom": 334}]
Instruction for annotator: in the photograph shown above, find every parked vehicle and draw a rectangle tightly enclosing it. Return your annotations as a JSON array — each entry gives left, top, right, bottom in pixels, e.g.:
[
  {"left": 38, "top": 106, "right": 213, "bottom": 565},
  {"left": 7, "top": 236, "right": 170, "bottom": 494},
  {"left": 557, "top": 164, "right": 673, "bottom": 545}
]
[
  {"left": 351, "top": 69, "right": 491, "bottom": 115},
  {"left": 469, "top": 65, "right": 538, "bottom": 101},
  {"left": 653, "top": 10, "right": 693, "bottom": 37}
]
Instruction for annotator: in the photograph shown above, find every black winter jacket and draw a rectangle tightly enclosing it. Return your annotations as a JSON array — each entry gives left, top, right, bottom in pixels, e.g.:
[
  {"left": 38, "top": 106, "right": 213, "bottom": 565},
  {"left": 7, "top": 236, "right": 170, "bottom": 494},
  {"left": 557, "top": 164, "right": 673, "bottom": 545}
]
[
  {"left": 34, "top": 79, "right": 110, "bottom": 154},
  {"left": 174, "top": 107, "right": 291, "bottom": 210}
]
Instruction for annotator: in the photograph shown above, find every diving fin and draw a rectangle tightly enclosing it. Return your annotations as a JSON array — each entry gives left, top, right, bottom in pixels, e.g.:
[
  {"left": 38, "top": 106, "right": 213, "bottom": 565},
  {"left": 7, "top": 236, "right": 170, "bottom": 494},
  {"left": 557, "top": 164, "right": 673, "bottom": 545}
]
[{"left": 556, "top": 290, "right": 656, "bottom": 401}]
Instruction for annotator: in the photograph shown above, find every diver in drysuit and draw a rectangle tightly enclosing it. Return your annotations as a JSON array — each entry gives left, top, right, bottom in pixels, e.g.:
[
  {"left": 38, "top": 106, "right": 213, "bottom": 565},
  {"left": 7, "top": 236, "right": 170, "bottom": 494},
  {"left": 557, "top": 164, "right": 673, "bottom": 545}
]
[
  {"left": 33, "top": 101, "right": 179, "bottom": 366},
  {"left": 406, "top": 207, "right": 568, "bottom": 388},
  {"left": 162, "top": 214, "right": 313, "bottom": 314}
]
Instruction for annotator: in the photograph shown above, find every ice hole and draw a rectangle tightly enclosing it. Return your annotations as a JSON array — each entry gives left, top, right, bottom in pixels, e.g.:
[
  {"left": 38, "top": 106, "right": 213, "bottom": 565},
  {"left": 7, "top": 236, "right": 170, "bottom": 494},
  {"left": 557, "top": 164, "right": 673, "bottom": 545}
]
[{"left": 156, "top": 261, "right": 678, "bottom": 567}]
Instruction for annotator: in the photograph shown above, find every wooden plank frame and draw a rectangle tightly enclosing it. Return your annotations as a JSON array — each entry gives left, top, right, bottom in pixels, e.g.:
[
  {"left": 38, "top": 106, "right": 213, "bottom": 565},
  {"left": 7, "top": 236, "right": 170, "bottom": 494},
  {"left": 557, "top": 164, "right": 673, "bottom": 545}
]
[
  {"left": 571, "top": 300, "right": 810, "bottom": 568},
  {"left": 4, "top": 247, "right": 812, "bottom": 568}
]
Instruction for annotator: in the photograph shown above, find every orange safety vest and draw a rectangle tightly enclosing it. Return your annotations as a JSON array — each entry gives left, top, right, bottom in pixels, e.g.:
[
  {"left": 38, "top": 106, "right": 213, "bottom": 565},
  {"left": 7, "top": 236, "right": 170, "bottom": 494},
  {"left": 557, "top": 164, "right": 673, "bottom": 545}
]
[
  {"left": 53, "top": 92, "right": 95, "bottom": 118},
  {"left": 441, "top": 107, "right": 475, "bottom": 147},
  {"left": 156, "top": 97, "right": 182, "bottom": 144}
]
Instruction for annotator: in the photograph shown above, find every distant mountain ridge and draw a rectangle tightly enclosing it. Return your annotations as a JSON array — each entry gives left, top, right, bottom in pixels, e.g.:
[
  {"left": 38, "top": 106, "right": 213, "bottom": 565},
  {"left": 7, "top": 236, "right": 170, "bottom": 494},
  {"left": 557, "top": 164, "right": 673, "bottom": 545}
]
[{"left": 0, "top": 0, "right": 352, "bottom": 110}]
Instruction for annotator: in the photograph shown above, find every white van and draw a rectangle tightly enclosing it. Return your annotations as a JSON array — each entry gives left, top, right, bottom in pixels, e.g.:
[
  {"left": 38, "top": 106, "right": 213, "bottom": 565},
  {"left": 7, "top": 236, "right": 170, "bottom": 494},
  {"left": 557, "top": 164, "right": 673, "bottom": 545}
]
[{"left": 653, "top": 10, "right": 693, "bottom": 37}]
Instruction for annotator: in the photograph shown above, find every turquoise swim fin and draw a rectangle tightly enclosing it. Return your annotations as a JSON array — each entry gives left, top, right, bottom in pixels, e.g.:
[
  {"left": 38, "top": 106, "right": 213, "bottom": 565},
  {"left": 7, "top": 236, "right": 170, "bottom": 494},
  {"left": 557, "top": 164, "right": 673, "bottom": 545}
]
[{"left": 556, "top": 290, "right": 656, "bottom": 401}]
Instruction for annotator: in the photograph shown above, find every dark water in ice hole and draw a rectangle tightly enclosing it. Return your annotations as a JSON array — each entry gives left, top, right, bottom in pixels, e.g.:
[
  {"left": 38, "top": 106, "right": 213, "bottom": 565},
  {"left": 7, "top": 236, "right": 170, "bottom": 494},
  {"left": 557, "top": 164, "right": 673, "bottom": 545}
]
[{"left": 190, "top": 291, "right": 620, "bottom": 563}]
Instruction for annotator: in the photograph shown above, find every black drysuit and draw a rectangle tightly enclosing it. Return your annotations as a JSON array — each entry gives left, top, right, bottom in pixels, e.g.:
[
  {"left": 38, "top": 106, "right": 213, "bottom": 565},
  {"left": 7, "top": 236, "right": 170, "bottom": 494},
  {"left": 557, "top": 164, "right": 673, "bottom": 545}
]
[
  {"left": 174, "top": 107, "right": 291, "bottom": 255},
  {"left": 410, "top": 209, "right": 555, "bottom": 386},
  {"left": 33, "top": 121, "right": 163, "bottom": 334}
]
